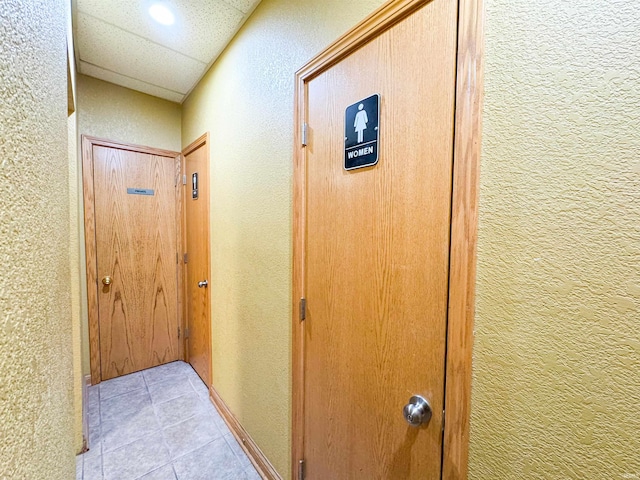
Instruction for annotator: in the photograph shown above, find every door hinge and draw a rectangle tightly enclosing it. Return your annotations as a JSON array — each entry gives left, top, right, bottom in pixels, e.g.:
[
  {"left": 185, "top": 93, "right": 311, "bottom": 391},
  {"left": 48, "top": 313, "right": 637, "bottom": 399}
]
[
  {"left": 298, "top": 459, "right": 305, "bottom": 480},
  {"left": 302, "top": 123, "right": 308, "bottom": 147},
  {"left": 299, "top": 298, "right": 306, "bottom": 321},
  {"left": 184, "top": 328, "right": 190, "bottom": 339},
  {"left": 183, "top": 253, "right": 188, "bottom": 264},
  {"left": 183, "top": 174, "right": 187, "bottom": 185},
  {"left": 178, "top": 327, "right": 180, "bottom": 339},
  {"left": 442, "top": 409, "right": 445, "bottom": 431}
]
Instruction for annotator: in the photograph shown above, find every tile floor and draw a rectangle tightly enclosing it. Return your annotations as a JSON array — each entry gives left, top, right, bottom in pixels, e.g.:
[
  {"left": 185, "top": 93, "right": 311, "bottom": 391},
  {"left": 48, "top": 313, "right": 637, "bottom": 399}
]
[{"left": 76, "top": 361, "right": 262, "bottom": 480}]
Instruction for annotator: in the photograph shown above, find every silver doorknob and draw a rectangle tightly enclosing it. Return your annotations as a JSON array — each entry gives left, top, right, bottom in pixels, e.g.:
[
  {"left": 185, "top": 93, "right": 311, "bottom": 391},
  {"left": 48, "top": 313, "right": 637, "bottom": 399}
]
[
  {"left": 403, "top": 395, "right": 432, "bottom": 427},
  {"left": 197, "top": 280, "right": 208, "bottom": 288}
]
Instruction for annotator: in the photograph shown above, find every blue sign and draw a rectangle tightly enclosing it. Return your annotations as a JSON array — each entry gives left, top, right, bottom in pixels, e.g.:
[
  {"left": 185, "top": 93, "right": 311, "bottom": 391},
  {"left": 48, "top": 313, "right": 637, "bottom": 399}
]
[{"left": 344, "top": 94, "right": 380, "bottom": 170}]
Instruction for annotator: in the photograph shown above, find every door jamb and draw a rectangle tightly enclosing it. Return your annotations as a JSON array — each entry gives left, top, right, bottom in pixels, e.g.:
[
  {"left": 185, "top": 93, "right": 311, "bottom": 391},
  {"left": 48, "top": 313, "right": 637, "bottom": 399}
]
[
  {"left": 81, "top": 135, "right": 183, "bottom": 385},
  {"left": 181, "top": 132, "right": 213, "bottom": 389},
  {"left": 291, "top": 0, "right": 485, "bottom": 477}
]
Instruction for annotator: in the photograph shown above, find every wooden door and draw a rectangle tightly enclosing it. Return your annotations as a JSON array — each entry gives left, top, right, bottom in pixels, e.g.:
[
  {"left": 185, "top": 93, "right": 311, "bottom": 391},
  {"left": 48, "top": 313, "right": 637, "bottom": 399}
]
[
  {"left": 90, "top": 142, "right": 181, "bottom": 381},
  {"left": 183, "top": 134, "right": 212, "bottom": 388},
  {"left": 296, "top": 0, "right": 460, "bottom": 478}
]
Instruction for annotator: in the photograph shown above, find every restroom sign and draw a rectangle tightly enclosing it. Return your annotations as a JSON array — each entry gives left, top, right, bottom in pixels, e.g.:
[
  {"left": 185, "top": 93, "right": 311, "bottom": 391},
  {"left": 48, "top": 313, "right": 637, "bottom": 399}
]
[
  {"left": 192, "top": 172, "right": 198, "bottom": 199},
  {"left": 344, "top": 94, "right": 380, "bottom": 170}
]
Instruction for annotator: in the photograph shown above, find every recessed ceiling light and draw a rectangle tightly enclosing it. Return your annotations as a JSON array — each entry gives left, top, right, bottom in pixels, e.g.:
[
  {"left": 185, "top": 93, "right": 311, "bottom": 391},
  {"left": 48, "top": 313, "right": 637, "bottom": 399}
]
[{"left": 149, "top": 4, "right": 175, "bottom": 25}]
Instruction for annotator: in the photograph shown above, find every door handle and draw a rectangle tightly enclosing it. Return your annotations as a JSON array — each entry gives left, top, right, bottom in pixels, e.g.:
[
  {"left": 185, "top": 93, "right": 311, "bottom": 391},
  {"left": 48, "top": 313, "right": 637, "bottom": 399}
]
[
  {"left": 198, "top": 280, "right": 208, "bottom": 288},
  {"left": 102, "top": 276, "right": 112, "bottom": 286},
  {"left": 403, "top": 395, "right": 432, "bottom": 427}
]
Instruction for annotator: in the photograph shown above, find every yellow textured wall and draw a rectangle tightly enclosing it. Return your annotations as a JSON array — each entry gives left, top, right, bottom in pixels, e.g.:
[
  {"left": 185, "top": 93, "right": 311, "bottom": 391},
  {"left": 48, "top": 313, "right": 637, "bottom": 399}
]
[
  {"left": 0, "top": 1, "right": 76, "bottom": 478},
  {"left": 77, "top": 74, "right": 182, "bottom": 152},
  {"left": 67, "top": 0, "right": 84, "bottom": 454},
  {"left": 182, "top": 0, "right": 384, "bottom": 476},
  {"left": 69, "top": 111, "right": 84, "bottom": 454},
  {"left": 76, "top": 74, "right": 182, "bottom": 374},
  {"left": 470, "top": 0, "right": 640, "bottom": 477}
]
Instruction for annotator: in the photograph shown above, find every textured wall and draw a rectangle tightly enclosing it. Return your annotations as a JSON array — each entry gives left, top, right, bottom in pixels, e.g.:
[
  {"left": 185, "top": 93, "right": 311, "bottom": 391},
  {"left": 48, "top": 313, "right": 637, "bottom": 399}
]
[
  {"left": 69, "top": 111, "right": 84, "bottom": 454},
  {"left": 67, "top": 0, "right": 84, "bottom": 454},
  {"left": 77, "top": 74, "right": 182, "bottom": 152},
  {"left": 76, "top": 74, "right": 182, "bottom": 374},
  {"left": 470, "top": 0, "right": 640, "bottom": 478},
  {"left": 181, "top": 0, "right": 384, "bottom": 476},
  {"left": 0, "top": 1, "right": 76, "bottom": 478}
]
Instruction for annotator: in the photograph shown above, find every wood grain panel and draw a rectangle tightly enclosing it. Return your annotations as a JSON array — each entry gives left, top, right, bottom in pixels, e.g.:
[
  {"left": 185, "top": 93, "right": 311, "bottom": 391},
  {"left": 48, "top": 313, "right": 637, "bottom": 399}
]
[
  {"left": 83, "top": 137, "right": 182, "bottom": 383},
  {"left": 183, "top": 133, "right": 212, "bottom": 388},
  {"left": 291, "top": 76, "right": 307, "bottom": 480},
  {"left": 175, "top": 155, "right": 185, "bottom": 361},
  {"left": 295, "top": 0, "right": 431, "bottom": 82},
  {"left": 301, "top": 1, "right": 459, "bottom": 478},
  {"left": 293, "top": 0, "right": 484, "bottom": 477},
  {"left": 83, "top": 137, "right": 181, "bottom": 158},
  {"left": 82, "top": 136, "right": 102, "bottom": 385},
  {"left": 442, "top": 0, "right": 485, "bottom": 477},
  {"left": 86, "top": 140, "right": 181, "bottom": 380}
]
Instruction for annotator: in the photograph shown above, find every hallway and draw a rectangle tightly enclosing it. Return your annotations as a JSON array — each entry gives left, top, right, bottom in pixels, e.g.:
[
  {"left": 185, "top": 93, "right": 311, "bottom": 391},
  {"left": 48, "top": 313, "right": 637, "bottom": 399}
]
[
  {"left": 2, "top": 0, "right": 640, "bottom": 478},
  {"left": 76, "top": 361, "right": 260, "bottom": 480}
]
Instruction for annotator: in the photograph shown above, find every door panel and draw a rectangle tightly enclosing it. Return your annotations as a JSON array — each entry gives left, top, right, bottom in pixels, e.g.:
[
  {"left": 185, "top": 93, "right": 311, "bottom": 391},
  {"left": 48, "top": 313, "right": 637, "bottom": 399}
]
[
  {"left": 184, "top": 137, "right": 212, "bottom": 388},
  {"left": 302, "top": 0, "right": 459, "bottom": 478},
  {"left": 93, "top": 145, "right": 179, "bottom": 380}
]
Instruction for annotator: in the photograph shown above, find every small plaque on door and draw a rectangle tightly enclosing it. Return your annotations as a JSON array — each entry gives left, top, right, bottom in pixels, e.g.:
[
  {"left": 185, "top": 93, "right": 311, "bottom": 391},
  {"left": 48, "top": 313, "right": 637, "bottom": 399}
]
[
  {"left": 192, "top": 173, "right": 198, "bottom": 199},
  {"left": 344, "top": 94, "right": 380, "bottom": 170},
  {"left": 127, "top": 188, "right": 154, "bottom": 196}
]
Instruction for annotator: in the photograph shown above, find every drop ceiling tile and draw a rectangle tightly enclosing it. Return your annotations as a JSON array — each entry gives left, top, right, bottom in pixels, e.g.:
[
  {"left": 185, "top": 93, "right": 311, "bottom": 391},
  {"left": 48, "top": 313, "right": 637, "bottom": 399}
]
[
  {"left": 220, "top": 0, "right": 260, "bottom": 14},
  {"left": 76, "top": 0, "right": 246, "bottom": 63},
  {"left": 77, "top": 12, "right": 205, "bottom": 94},
  {"left": 79, "top": 61, "right": 184, "bottom": 103}
]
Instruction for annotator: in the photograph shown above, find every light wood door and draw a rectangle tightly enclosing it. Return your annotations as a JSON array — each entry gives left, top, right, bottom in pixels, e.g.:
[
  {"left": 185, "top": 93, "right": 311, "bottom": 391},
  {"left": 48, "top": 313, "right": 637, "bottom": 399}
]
[
  {"left": 300, "top": 0, "right": 459, "bottom": 477},
  {"left": 183, "top": 134, "right": 212, "bottom": 388},
  {"left": 92, "top": 145, "right": 180, "bottom": 381}
]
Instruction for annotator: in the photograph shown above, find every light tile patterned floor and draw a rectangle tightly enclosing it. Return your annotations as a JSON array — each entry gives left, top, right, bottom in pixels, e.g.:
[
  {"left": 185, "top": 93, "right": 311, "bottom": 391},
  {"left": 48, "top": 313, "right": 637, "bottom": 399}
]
[{"left": 76, "top": 361, "right": 262, "bottom": 480}]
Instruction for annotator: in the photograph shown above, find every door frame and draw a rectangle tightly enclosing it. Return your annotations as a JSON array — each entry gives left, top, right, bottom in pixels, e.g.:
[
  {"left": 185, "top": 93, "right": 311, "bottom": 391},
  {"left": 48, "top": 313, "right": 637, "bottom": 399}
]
[
  {"left": 181, "top": 132, "right": 213, "bottom": 389},
  {"left": 82, "top": 135, "right": 183, "bottom": 385},
  {"left": 291, "top": 0, "right": 485, "bottom": 478}
]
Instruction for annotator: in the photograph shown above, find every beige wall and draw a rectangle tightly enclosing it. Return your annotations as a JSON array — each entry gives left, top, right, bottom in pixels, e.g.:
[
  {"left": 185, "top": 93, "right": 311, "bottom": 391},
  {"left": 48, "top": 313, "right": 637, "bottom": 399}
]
[
  {"left": 69, "top": 110, "right": 84, "bottom": 453},
  {"left": 0, "top": 1, "right": 75, "bottom": 478},
  {"left": 181, "top": 0, "right": 384, "bottom": 476},
  {"left": 67, "top": 0, "right": 85, "bottom": 454},
  {"left": 77, "top": 74, "right": 182, "bottom": 152},
  {"left": 76, "top": 74, "right": 182, "bottom": 374},
  {"left": 66, "top": 0, "right": 639, "bottom": 477},
  {"left": 470, "top": 0, "right": 640, "bottom": 477}
]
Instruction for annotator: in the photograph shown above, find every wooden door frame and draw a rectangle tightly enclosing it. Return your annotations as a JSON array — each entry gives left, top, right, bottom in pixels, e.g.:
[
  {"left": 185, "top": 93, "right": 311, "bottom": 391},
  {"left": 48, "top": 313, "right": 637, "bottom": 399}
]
[
  {"left": 181, "top": 132, "right": 213, "bottom": 389},
  {"left": 291, "top": 0, "right": 485, "bottom": 478},
  {"left": 82, "top": 135, "right": 184, "bottom": 385}
]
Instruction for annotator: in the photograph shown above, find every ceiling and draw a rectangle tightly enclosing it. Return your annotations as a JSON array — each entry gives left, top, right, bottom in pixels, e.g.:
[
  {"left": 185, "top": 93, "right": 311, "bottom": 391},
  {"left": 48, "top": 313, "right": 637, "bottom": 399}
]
[{"left": 73, "top": 0, "right": 262, "bottom": 103}]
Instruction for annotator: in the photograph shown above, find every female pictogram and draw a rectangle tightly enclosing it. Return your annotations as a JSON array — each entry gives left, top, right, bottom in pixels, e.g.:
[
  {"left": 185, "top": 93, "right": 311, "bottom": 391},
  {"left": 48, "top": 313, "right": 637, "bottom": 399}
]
[{"left": 354, "top": 103, "right": 369, "bottom": 143}]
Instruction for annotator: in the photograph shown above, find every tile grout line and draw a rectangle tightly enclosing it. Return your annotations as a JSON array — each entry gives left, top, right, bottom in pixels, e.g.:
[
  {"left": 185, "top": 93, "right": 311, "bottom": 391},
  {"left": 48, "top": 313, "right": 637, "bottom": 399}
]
[
  {"left": 222, "top": 433, "right": 240, "bottom": 462},
  {"left": 136, "top": 372, "right": 176, "bottom": 480},
  {"left": 101, "top": 373, "right": 156, "bottom": 477},
  {"left": 167, "top": 422, "right": 225, "bottom": 462},
  {"left": 98, "top": 384, "right": 104, "bottom": 480},
  {"left": 155, "top": 383, "right": 177, "bottom": 473},
  {"left": 83, "top": 363, "right": 257, "bottom": 480},
  {"left": 148, "top": 369, "right": 189, "bottom": 479},
  {"left": 162, "top": 370, "right": 227, "bottom": 468}
]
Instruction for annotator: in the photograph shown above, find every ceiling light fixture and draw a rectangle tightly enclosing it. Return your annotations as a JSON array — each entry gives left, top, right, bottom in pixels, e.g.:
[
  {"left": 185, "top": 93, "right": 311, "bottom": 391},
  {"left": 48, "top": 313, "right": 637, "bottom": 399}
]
[{"left": 149, "top": 4, "right": 175, "bottom": 25}]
